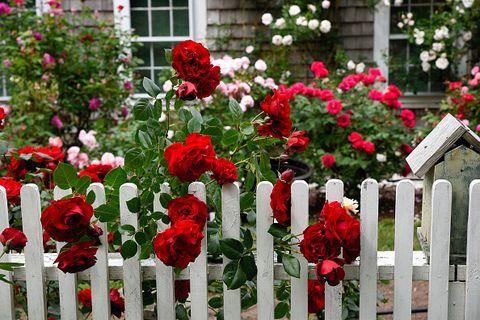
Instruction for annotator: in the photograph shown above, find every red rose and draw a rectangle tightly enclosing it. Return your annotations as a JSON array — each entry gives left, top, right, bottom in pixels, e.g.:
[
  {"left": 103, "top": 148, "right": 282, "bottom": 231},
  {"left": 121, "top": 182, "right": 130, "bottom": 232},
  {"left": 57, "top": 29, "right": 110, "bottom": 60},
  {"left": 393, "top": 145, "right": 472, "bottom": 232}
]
[
  {"left": 308, "top": 279, "right": 325, "bottom": 314},
  {"left": 172, "top": 40, "right": 212, "bottom": 82},
  {"left": 343, "top": 219, "right": 360, "bottom": 263},
  {"left": 0, "top": 178, "right": 21, "bottom": 204},
  {"left": 286, "top": 131, "right": 310, "bottom": 154},
  {"left": 55, "top": 241, "right": 98, "bottom": 273},
  {"left": 110, "top": 288, "right": 125, "bottom": 318},
  {"left": 78, "top": 288, "right": 92, "bottom": 310},
  {"left": 175, "top": 280, "right": 190, "bottom": 302},
  {"left": 270, "top": 170, "right": 294, "bottom": 226},
  {"left": 34, "top": 146, "right": 65, "bottom": 170},
  {"left": 368, "top": 89, "right": 383, "bottom": 101},
  {"left": 168, "top": 194, "right": 208, "bottom": 229},
  {"left": 400, "top": 143, "right": 413, "bottom": 154},
  {"left": 321, "top": 201, "right": 352, "bottom": 241},
  {"left": 319, "top": 89, "right": 334, "bottom": 101},
  {"left": 336, "top": 114, "right": 350, "bottom": 128},
  {"left": 300, "top": 222, "right": 341, "bottom": 263},
  {"left": 79, "top": 164, "right": 113, "bottom": 183},
  {"left": 7, "top": 146, "right": 36, "bottom": 179},
  {"left": 400, "top": 109, "right": 416, "bottom": 128},
  {"left": 153, "top": 220, "right": 204, "bottom": 269},
  {"left": 362, "top": 141, "right": 375, "bottom": 154},
  {"left": 164, "top": 133, "right": 216, "bottom": 182},
  {"left": 382, "top": 85, "right": 402, "bottom": 109},
  {"left": 176, "top": 82, "right": 198, "bottom": 101},
  {"left": 326, "top": 99, "right": 342, "bottom": 115},
  {"left": 348, "top": 132, "right": 364, "bottom": 149},
  {"left": 41, "top": 196, "right": 93, "bottom": 242},
  {"left": 0, "top": 227, "right": 27, "bottom": 252},
  {"left": 258, "top": 90, "right": 292, "bottom": 138},
  {"left": 322, "top": 154, "right": 335, "bottom": 168},
  {"left": 195, "top": 65, "right": 221, "bottom": 98},
  {"left": 310, "top": 61, "right": 329, "bottom": 78},
  {"left": 315, "top": 258, "right": 345, "bottom": 286},
  {"left": 449, "top": 81, "right": 462, "bottom": 91},
  {"left": 211, "top": 158, "right": 238, "bottom": 185}
]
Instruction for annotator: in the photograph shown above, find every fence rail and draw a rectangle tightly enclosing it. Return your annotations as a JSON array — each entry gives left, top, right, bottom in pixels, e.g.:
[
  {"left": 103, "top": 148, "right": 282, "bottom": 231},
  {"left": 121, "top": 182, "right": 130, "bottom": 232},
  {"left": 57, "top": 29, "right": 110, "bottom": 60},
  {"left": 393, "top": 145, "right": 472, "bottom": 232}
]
[{"left": 0, "top": 178, "right": 479, "bottom": 319}]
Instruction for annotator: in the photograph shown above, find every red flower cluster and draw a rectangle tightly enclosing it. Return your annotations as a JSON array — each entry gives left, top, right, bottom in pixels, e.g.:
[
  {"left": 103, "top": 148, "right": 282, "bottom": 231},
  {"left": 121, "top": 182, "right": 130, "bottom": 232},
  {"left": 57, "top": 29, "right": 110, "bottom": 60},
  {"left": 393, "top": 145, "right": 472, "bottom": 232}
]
[
  {"left": 299, "top": 201, "right": 360, "bottom": 286},
  {"left": 310, "top": 61, "right": 329, "bottom": 78},
  {"left": 381, "top": 85, "right": 402, "bottom": 109},
  {"left": 172, "top": 40, "right": 220, "bottom": 99},
  {"left": 7, "top": 145, "right": 64, "bottom": 180},
  {"left": 348, "top": 132, "right": 375, "bottom": 155},
  {"left": 79, "top": 164, "right": 113, "bottom": 183},
  {"left": 41, "top": 196, "right": 102, "bottom": 273},
  {"left": 286, "top": 131, "right": 310, "bottom": 154},
  {"left": 168, "top": 194, "right": 208, "bottom": 229},
  {"left": 164, "top": 133, "right": 237, "bottom": 184},
  {"left": 78, "top": 287, "right": 125, "bottom": 318},
  {"left": 0, "top": 178, "right": 21, "bottom": 204},
  {"left": 258, "top": 90, "right": 292, "bottom": 138},
  {"left": 280, "top": 82, "right": 334, "bottom": 102},
  {"left": 326, "top": 100, "right": 343, "bottom": 115},
  {"left": 0, "top": 107, "right": 6, "bottom": 129},
  {"left": 400, "top": 109, "right": 416, "bottom": 129},
  {"left": 0, "top": 227, "right": 27, "bottom": 252},
  {"left": 270, "top": 170, "right": 295, "bottom": 226},
  {"left": 322, "top": 154, "right": 335, "bottom": 168}
]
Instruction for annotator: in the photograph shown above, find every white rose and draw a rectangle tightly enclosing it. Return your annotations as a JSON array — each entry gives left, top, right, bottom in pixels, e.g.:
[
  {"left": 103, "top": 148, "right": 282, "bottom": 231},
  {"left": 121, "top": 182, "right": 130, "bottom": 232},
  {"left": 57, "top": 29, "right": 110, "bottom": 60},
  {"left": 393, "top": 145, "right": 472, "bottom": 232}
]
[
  {"left": 432, "top": 42, "right": 444, "bottom": 52},
  {"left": 296, "top": 16, "right": 308, "bottom": 26},
  {"left": 308, "top": 19, "right": 319, "bottom": 30},
  {"left": 397, "top": 22, "right": 404, "bottom": 29},
  {"left": 406, "top": 12, "right": 413, "bottom": 19},
  {"left": 462, "top": 0, "right": 474, "bottom": 8},
  {"left": 347, "top": 60, "right": 356, "bottom": 70},
  {"left": 240, "top": 95, "right": 254, "bottom": 111},
  {"left": 463, "top": 31, "right": 472, "bottom": 41},
  {"left": 421, "top": 61, "right": 431, "bottom": 72},
  {"left": 254, "top": 76, "right": 265, "bottom": 86},
  {"left": 254, "top": 59, "right": 267, "bottom": 72},
  {"left": 394, "top": 0, "right": 403, "bottom": 5},
  {"left": 383, "top": 0, "right": 391, "bottom": 6},
  {"left": 376, "top": 154, "right": 387, "bottom": 162},
  {"left": 289, "top": 5, "right": 301, "bottom": 16},
  {"left": 282, "top": 35, "right": 293, "bottom": 46},
  {"left": 415, "top": 37, "right": 424, "bottom": 45},
  {"left": 245, "top": 45, "right": 254, "bottom": 54},
  {"left": 319, "top": 20, "right": 331, "bottom": 33},
  {"left": 419, "top": 51, "right": 430, "bottom": 62},
  {"left": 435, "top": 57, "right": 449, "bottom": 70},
  {"left": 322, "top": 0, "right": 331, "bottom": 9},
  {"left": 308, "top": 4, "right": 317, "bottom": 12},
  {"left": 275, "top": 18, "right": 286, "bottom": 29},
  {"left": 408, "top": 20, "right": 415, "bottom": 26},
  {"left": 272, "top": 35, "right": 283, "bottom": 46},
  {"left": 355, "top": 62, "right": 365, "bottom": 73},
  {"left": 261, "top": 13, "right": 273, "bottom": 26},
  {"left": 163, "top": 80, "right": 172, "bottom": 92}
]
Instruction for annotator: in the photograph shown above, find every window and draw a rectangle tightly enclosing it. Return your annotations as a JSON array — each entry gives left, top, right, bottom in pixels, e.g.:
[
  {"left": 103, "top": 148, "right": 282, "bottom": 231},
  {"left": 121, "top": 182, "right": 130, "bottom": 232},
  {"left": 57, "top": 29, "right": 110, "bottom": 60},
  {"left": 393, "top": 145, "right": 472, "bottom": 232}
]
[
  {"left": 374, "top": 1, "right": 446, "bottom": 96},
  {"left": 120, "top": 0, "right": 207, "bottom": 93}
]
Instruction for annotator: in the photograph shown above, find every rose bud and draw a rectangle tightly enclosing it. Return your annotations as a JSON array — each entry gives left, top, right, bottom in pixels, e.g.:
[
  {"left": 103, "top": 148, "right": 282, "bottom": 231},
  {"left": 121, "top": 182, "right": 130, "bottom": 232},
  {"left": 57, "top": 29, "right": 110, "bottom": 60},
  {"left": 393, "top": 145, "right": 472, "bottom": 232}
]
[
  {"left": 315, "top": 258, "right": 345, "bottom": 286},
  {"left": 280, "top": 169, "right": 295, "bottom": 183},
  {"left": 176, "top": 82, "right": 197, "bottom": 101},
  {"left": 0, "top": 227, "right": 27, "bottom": 252}
]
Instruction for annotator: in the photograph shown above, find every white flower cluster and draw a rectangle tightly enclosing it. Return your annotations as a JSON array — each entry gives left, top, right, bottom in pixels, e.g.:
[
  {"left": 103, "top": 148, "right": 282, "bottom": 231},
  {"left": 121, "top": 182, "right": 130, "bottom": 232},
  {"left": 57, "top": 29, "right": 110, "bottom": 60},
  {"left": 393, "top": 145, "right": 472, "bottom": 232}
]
[
  {"left": 433, "top": 26, "right": 449, "bottom": 41},
  {"left": 383, "top": 0, "right": 403, "bottom": 6},
  {"left": 397, "top": 12, "right": 414, "bottom": 29},
  {"left": 346, "top": 60, "right": 366, "bottom": 73},
  {"left": 420, "top": 50, "right": 449, "bottom": 71}
]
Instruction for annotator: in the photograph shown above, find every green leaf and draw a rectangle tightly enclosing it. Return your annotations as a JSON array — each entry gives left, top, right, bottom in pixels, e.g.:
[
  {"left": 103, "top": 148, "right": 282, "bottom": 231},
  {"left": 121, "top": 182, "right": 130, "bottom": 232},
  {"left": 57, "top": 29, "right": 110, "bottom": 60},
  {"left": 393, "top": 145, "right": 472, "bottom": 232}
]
[
  {"left": 127, "top": 197, "right": 141, "bottom": 213},
  {"left": 282, "top": 254, "right": 300, "bottom": 278},
  {"left": 104, "top": 167, "right": 127, "bottom": 190},
  {"left": 223, "top": 260, "right": 246, "bottom": 290},
  {"left": 240, "top": 192, "right": 255, "bottom": 211},
  {"left": 133, "top": 98, "right": 154, "bottom": 121},
  {"left": 159, "top": 193, "right": 172, "bottom": 209},
  {"left": 53, "top": 163, "right": 78, "bottom": 190},
  {"left": 164, "top": 49, "right": 172, "bottom": 64},
  {"left": 86, "top": 190, "right": 96, "bottom": 204},
  {"left": 219, "top": 238, "right": 244, "bottom": 260},
  {"left": 187, "top": 117, "right": 202, "bottom": 133},
  {"left": 239, "top": 254, "right": 257, "bottom": 280},
  {"left": 75, "top": 175, "right": 91, "bottom": 195},
  {"left": 121, "top": 240, "right": 138, "bottom": 259},
  {"left": 228, "top": 98, "right": 243, "bottom": 121},
  {"left": 137, "top": 130, "right": 152, "bottom": 148},
  {"left": 268, "top": 223, "right": 289, "bottom": 239},
  {"left": 143, "top": 77, "right": 162, "bottom": 97},
  {"left": 274, "top": 301, "right": 289, "bottom": 319},
  {"left": 189, "top": 106, "right": 203, "bottom": 124},
  {"left": 222, "top": 130, "right": 239, "bottom": 146},
  {"left": 135, "top": 231, "right": 147, "bottom": 245},
  {"left": 175, "top": 304, "right": 188, "bottom": 320},
  {"left": 125, "top": 148, "right": 145, "bottom": 171},
  {"left": 208, "top": 296, "right": 223, "bottom": 308},
  {"left": 118, "top": 224, "right": 136, "bottom": 235},
  {"left": 95, "top": 203, "right": 119, "bottom": 222},
  {"left": 243, "top": 229, "right": 253, "bottom": 250}
]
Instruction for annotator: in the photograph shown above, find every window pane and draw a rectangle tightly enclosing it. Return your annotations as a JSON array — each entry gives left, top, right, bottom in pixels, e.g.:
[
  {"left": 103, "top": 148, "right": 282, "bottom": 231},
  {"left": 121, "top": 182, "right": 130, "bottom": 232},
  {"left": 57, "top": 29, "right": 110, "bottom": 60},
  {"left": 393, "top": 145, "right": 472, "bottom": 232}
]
[
  {"left": 173, "top": 0, "right": 189, "bottom": 6},
  {"left": 131, "top": 10, "right": 149, "bottom": 36},
  {"left": 131, "top": 0, "right": 148, "bottom": 7},
  {"left": 152, "top": 0, "right": 170, "bottom": 6},
  {"left": 173, "top": 9, "right": 189, "bottom": 36},
  {"left": 152, "top": 10, "right": 170, "bottom": 36},
  {"left": 135, "top": 43, "right": 151, "bottom": 67},
  {"left": 390, "top": 6, "right": 408, "bottom": 34},
  {"left": 153, "top": 42, "right": 175, "bottom": 66},
  {"left": 410, "top": 5, "right": 432, "bottom": 21}
]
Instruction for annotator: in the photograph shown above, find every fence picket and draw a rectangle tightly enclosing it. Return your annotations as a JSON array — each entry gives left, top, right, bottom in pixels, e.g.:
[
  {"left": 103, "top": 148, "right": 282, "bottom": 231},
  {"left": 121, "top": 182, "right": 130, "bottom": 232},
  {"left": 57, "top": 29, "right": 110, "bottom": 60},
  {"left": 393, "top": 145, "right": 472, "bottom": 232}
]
[
  {"left": 53, "top": 187, "right": 79, "bottom": 320},
  {"left": 222, "top": 183, "right": 241, "bottom": 320},
  {"left": 120, "top": 183, "right": 144, "bottom": 319},
  {"left": 325, "top": 179, "right": 344, "bottom": 320},
  {"left": 21, "top": 184, "right": 47, "bottom": 320},
  {"left": 427, "top": 180, "right": 452, "bottom": 320},
  {"left": 256, "top": 181, "right": 274, "bottom": 320},
  {"left": 88, "top": 183, "right": 111, "bottom": 320},
  {"left": 290, "top": 180, "right": 309, "bottom": 319},
  {"left": 154, "top": 183, "right": 175, "bottom": 320},
  {"left": 465, "top": 180, "right": 480, "bottom": 319},
  {"left": 359, "top": 179, "right": 378, "bottom": 320},
  {"left": 0, "top": 186, "right": 15, "bottom": 320},
  {"left": 393, "top": 180, "right": 415, "bottom": 320},
  {"left": 188, "top": 182, "right": 208, "bottom": 320}
]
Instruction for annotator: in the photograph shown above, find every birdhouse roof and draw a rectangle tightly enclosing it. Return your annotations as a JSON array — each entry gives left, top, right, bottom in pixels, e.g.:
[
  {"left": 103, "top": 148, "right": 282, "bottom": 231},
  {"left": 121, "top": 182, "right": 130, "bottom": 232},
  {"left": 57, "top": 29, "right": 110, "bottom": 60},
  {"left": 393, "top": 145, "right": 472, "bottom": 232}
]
[{"left": 406, "top": 113, "right": 480, "bottom": 177}]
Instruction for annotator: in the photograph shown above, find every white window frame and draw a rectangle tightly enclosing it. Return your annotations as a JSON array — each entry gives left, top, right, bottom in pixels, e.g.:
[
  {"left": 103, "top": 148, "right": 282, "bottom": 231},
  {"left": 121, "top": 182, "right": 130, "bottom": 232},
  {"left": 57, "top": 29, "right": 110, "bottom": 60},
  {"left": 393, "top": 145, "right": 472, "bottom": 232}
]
[
  {"left": 373, "top": 2, "right": 444, "bottom": 108},
  {"left": 114, "top": 0, "right": 207, "bottom": 97}
]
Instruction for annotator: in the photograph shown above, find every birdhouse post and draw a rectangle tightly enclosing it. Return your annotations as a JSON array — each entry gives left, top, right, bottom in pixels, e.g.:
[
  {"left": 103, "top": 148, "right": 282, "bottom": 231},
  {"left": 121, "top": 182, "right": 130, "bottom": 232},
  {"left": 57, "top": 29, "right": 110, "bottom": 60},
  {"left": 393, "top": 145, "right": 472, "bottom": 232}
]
[{"left": 407, "top": 114, "right": 480, "bottom": 264}]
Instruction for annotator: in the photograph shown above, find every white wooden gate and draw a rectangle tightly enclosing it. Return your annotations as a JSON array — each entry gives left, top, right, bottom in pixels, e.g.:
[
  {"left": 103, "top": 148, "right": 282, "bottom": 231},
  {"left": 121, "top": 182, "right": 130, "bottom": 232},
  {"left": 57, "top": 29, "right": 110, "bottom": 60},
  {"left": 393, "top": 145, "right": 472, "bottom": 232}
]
[{"left": 0, "top": 178, "right": 479, "bottom": 319}]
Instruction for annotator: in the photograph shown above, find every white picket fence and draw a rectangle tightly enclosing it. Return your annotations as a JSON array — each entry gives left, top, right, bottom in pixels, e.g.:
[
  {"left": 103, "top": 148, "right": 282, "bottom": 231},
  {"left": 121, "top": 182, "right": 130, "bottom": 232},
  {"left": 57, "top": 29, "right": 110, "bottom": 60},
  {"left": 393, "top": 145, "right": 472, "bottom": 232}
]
[{"left": 0, "top": 178, "right": 479, "bottom": 319}]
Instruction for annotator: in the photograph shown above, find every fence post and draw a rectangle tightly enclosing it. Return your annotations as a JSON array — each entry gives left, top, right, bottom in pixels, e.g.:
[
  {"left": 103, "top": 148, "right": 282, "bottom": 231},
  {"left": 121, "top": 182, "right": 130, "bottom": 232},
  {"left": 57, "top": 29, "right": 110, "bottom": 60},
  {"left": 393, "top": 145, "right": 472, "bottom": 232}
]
[{"left": 0, "top": 186, "right": 15, "bottom": 320}]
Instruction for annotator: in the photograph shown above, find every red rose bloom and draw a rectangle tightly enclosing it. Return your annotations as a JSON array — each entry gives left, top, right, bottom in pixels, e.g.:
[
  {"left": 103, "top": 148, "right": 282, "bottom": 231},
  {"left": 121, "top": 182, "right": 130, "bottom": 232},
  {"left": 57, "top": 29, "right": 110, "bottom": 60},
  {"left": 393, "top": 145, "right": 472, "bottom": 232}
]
[
  {"left": 176, "top": 82, "right": 198, "bottom": 101},
  {"left": 78, "top": 288, "right": 92, "bottom": 310},
  {"left": 300, "top": 222, "right": 341, "bottom": 263},
  {"left": 79, "top": 164, "right": 113, "bottom": 183},
  {"left": 322, "top": 154, "right": 335, "bottom": 168},
  {"left": 319, "top": 89, "right": 334, "bottom": 101},
  {"left": 7, "top": 146, "right": 37, "bottom": 179},
  {"left": 0, "top": 178, "right": 21, "bottom": 204},
  {"left": 348, "top": 132, "right": 364, "bottom": 149},
  {"left": 55, "top": 241, "right": 98, "bottom": 273},
  {"left": 326, "top": 100, "right": 343, "bottom": 115},
  {"left": 336, "top": 114, "right": 351, "bottom": 128},
  {"left": 382, "top": 85, "right": 402, "bottom": 109},
  {"left": 168, "top": 194, "right": 208, "bottom": 229},
  {"left": 153, "top": 220, "right": 204, "bottom": 269},
  {"left": 310, "top": 61, "right": 329, "bottom": 78},
  {"left": 308, "top": 279, "right": 325, "bottom": 314},
  {"left": 321, "top": 201, "right": 352, "bottom": 241},
  {"left": 175, "top": 280, "right": 190, "bottom": 302},
  {"left": 172, "top": 40, "right": 212, "bottom": 82},
  {"left": 258, "top": 90, "right": 292, "bottom": 138},
  {"left": 164, "top": 133, "right": 216, "bottom": 182},
  {"left": 315, "top": 258, "right": 345, "bottom": 286},
  {"left": 286, "top": 131, "right": 310, "bottom": 154},
  {"left": 110, "top": 288, "right": 125, "bottom": 318},
  {"left": 400, "top": 143, "right": 413, "bottom": 155},
  {"left": 368, "top": 89, "right": 383, "bottom": 101},
  {"left": 362, "top": 141, "right": 375, "bottom": 155},
  {"left": 400, "top": 109, "right": 416, "bottom": 128},
  {"left": 41, "top": 196, "right": 94, "bottom": 242},
  {"left": 270, "top": 170, "right": 294, "bottom": 226},
  {"left": 343, "top": 219, "right": 360, "bottom": 263},
  {"left": 195, "top": 65, "right": 221, "bottom": 98},
  {"left": 211, "top": 158, "right": 238, "bottom": 185},
  {"left": 0, "top": 227, "right": 27, "bottom": 252}
]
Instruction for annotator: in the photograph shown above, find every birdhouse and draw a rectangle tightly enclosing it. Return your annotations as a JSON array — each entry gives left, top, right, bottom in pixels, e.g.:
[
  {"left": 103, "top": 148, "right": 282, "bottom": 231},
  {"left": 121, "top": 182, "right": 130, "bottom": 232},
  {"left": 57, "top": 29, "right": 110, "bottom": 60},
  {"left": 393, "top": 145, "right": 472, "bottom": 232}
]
[{"left": 406, "top": 113, "right": 480, "bottom": 265}]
